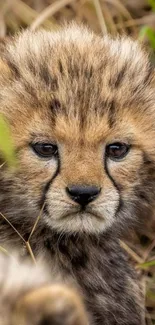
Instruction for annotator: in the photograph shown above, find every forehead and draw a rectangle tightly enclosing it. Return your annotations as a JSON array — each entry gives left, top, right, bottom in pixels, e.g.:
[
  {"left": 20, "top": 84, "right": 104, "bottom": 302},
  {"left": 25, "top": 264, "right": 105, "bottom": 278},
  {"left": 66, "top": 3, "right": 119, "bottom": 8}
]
[{"left": 3, "top": 26, "right": 154, "bottom": 142}]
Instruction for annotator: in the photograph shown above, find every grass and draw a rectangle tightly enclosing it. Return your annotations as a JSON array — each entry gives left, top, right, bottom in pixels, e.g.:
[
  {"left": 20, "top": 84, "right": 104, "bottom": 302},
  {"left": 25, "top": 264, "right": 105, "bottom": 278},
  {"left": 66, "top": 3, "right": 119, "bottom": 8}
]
[{"left": 0, "top": 0, "right": 155, "bottom": 324}]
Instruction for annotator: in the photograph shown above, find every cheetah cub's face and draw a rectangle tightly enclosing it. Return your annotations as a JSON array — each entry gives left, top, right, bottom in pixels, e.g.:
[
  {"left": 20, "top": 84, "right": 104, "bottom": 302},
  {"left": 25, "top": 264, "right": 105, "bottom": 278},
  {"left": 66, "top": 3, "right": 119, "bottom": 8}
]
[{"left": 0, "top": 26, "right": 155, "bottom": 235}]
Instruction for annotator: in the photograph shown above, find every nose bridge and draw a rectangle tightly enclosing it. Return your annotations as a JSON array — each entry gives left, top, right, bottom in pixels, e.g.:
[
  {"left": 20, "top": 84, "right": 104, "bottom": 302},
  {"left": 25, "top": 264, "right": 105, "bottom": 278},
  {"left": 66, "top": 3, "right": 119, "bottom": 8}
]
[{"left": 62, "top": 147, "right": 103, "bottom": 186}]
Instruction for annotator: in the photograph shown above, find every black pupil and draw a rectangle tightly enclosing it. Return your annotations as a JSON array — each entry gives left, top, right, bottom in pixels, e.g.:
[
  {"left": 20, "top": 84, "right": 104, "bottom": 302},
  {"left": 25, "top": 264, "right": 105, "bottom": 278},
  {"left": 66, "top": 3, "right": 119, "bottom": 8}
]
[
  {"left": 107, "top": 143, "right": 128, "bottom": 159},
  {"left": 32, "top": 143, "right": 58, "bottom": 158}
]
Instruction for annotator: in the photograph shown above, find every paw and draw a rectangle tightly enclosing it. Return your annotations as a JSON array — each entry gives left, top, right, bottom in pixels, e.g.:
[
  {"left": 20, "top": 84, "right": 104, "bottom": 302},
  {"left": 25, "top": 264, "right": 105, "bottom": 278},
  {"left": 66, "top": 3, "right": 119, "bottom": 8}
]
[{"left": 12, "top": 284, "right": 88, "bottom": 325}]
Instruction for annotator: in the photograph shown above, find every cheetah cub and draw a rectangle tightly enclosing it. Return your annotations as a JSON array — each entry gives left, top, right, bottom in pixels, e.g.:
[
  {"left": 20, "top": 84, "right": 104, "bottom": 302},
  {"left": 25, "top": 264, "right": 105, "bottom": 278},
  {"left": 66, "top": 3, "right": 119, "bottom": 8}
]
[{"left": 0, "top": 24, "right": 154, "bottom": 325}]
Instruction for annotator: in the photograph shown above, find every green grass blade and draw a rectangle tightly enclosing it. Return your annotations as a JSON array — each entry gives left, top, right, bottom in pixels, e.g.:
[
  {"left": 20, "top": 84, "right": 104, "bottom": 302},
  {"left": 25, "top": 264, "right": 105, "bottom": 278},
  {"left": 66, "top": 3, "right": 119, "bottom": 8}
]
[
  {"left": 148, "top": 0, "right": 155, "bottom": 11},
  {"left": 137, "top": 259, "right": 155, "bottom": 269},
  {"left": 139, "top": 26, "right": 155, "bottom": 49},
  {"left": 0, "top": 114, "right": 16, "bottom": 167}
]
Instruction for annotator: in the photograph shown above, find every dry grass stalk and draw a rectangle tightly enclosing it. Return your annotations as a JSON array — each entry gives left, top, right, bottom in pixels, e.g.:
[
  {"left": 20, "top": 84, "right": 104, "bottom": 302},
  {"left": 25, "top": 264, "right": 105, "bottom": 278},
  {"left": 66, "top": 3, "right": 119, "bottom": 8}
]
[
  {"left": 93, "top": 0, "right": 108, "bottom": 34},
  {"left": 0, "top": 245, "right": 10, "bottom": 256},
  {"left": 106, "top": 0, "right": 138, "bottom": 35},
  {"left": 99, "top": 1, "right": 117, "bottom": 34},
  {"left": 12, "top": 0, "right": 57, "bottom": 30},
  {"left": 120, "top": 240, "right": 144, "bottom": 264},
  {"left": 0, "top": 202, "right": 45, "bottom": 264},
  {"left": 30, "top": 0, "right": 76, "bottom": 31}
]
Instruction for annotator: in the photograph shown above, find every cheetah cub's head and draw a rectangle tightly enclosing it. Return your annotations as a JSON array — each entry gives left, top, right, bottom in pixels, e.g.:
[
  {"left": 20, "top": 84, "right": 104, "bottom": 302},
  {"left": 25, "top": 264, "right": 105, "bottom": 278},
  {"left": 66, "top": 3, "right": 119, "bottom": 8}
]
[{"left": 0, "top": 25, "right": 155, "bottom": 235}]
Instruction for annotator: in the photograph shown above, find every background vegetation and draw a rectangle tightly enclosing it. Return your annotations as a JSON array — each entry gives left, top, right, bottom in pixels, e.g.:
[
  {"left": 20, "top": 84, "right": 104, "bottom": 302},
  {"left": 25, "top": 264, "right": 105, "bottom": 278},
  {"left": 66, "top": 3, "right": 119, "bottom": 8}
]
[{"left": 0, "top": 0, "right": 155, "bottom": 323}]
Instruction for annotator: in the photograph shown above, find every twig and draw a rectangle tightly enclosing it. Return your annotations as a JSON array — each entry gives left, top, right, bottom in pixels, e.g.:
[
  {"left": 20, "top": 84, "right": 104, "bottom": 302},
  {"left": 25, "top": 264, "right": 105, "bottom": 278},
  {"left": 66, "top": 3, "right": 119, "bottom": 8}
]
[
  {"left": 25, "top": 241, "right": 36, "bottom": 265},
  {"left": 0, "top": 245, "right": 10, "bottom": 256},
  {"left": 143, "top": 238, "right": 155, "bottom": 262},
  {"left": 100, "top": 1, "right": 117, "bottom": 34},
  {"left": 93, "top": 0, "right": 108, "bottom": 34},
  {"left": 12, "top": 0, "right": 57, "bottom": 29},
  {"left": 0, "top": 212, "right": 25, "bottom": 243},
  {"left": 115, "top": 14, "right": 155, "bottom": 29},
  {"left": 0, "top": 203, "right": 45, "bottom": 264},
  {"left": 107, "top": 0, "right": 134, "bottom": 21},
  {"left": 0, "top": 162, "right": 6, "bottom": 168},
  {"left": 106, "top": 0, "right": 137, "bottom": 35},
  {"left": 120, "top": 240, "right": 144, "bottom": 264},
  {"left": 30, "top": 0, "right": 76, "bottom": 31},
  {"left": 28, "top": 202, "right": 45, "bottom": 242}
]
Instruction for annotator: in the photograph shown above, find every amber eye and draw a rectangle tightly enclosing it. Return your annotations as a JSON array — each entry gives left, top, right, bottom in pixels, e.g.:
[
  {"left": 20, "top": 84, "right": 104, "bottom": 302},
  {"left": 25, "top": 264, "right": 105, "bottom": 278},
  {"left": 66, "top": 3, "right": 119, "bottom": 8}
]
[
  {"left": 106, "top": 142, "right": 130, "bottom": 161},
  {"left": 31, "top": 143, "right": 58, "bottom": 158}
]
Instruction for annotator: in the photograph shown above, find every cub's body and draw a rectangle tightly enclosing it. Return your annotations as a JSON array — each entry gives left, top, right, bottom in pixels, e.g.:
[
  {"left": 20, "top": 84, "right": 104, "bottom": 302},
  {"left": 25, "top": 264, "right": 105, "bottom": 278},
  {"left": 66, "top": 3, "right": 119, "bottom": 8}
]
[{"left": 0, "top": 25, "right": 154, "bottom": 324}]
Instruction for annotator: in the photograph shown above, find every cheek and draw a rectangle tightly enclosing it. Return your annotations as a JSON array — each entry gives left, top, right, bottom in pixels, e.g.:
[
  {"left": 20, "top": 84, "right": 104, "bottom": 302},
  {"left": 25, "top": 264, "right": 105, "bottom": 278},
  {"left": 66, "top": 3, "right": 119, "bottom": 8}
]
[
  {"left": 107, "top": 149, "right": 143, "bottom": 191},
  {"left": 17, "top": 149, "right": 58, "bottom": 196}
]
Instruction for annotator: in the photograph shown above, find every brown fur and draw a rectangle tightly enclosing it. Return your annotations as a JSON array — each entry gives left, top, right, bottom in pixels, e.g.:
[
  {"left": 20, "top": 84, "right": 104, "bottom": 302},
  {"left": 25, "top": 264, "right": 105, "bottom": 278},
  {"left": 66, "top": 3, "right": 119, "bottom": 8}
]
[{"left": 0, "top": 24, "right": 154, "bottom": 324}]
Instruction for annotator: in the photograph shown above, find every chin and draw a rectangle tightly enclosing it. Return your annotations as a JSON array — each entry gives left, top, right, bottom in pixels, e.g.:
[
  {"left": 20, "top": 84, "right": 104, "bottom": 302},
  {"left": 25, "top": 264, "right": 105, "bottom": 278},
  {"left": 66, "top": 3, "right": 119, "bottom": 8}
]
[{"left": 44, "top": 211, "right": 114, "bottom": 235}]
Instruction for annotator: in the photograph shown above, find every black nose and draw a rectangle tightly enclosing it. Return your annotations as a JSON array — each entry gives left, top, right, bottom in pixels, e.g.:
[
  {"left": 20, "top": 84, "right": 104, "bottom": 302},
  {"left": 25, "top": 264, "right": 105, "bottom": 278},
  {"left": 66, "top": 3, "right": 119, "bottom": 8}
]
[{"left": 66, "top": 185, "right": 101, "bottom": 206}]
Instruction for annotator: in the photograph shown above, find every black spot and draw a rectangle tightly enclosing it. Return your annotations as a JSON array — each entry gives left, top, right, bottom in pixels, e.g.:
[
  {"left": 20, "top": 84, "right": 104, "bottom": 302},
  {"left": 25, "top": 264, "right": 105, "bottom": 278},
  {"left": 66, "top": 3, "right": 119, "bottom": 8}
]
[
  {"left": 39, "top": 65, "right": 52, "bottom": 87},
  {"left": 138, "top": 191, "right": 149, "bottom": 202},
  {"left": 115, "top": 66, "right": 126, "bottom": 87},
  {"left": 58, "top": 240, "right": 71, "bottom": 258},
  {"left": 99, "top": 99, "right": 109, "bottom": 112},
  {"left": 50, "top": 99, "right": 61, "bottom": 111},
  {"left": 140, "top": 235, "right": 150, "bottom": 246},
  {"left": 68, "top": 59, "right": 80, "bottom": 79},
  {"left": 84, "top": 66, "right": 93, "bottom": 79},
  {"left": 22, "top": 80, "right": 38, "bottom": 100},
  {"left": 27, "top": 58, "right": 36, "bottom": 75},
  {"left": 7, "top": 60, "right": 20, "bottom": 78},
  {"left": 143, "top": 153, "right": 153, "bottom": 165},
  {"left": 39, "top": 65, "right": 58, "bottom": 91},
  {"left": 51, "top": 77, "right": 58, "bottom": 91},
  {"left": 44, "top": 238, "right": 55, "bottom": 255},
  {"left": 108, "top": 100, "right": 116, "bottom": 127},
  {"left": 131, "top": 84, "right": 140, "bottom": 95},
  {"left": 142, "top": 153, "right": 155, "bottom": 175},
  {"left": 77, "top": 89, "right": 84, "bottom": 100},
  {"left": 109, "top": 66, "right": 126, "bottom": 88},
  {"left": 58, "top": 60, "right": 64, "bottom": 74},
  {"left": 71, "top": 252, "right": 88, "bottom": 270}
]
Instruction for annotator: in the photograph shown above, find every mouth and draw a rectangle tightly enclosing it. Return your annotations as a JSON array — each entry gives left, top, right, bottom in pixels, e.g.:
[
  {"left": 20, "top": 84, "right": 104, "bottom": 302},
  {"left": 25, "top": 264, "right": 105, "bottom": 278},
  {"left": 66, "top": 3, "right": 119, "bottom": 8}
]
[
  {"left": 43, "top": 203, "right": 104, "bottom": 222},
  {"left": 60, "top": 207, "right": 104, "bottom": 221},
  {"left": 44, "top": 203, "right": 107, "bottom": 234}
]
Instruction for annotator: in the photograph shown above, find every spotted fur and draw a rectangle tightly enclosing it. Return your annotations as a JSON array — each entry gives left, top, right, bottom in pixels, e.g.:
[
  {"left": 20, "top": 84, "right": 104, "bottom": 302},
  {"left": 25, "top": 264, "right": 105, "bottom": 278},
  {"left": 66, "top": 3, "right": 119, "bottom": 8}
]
[{"left": 0, "top": 24, "right": 154, "bottom": 324}]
